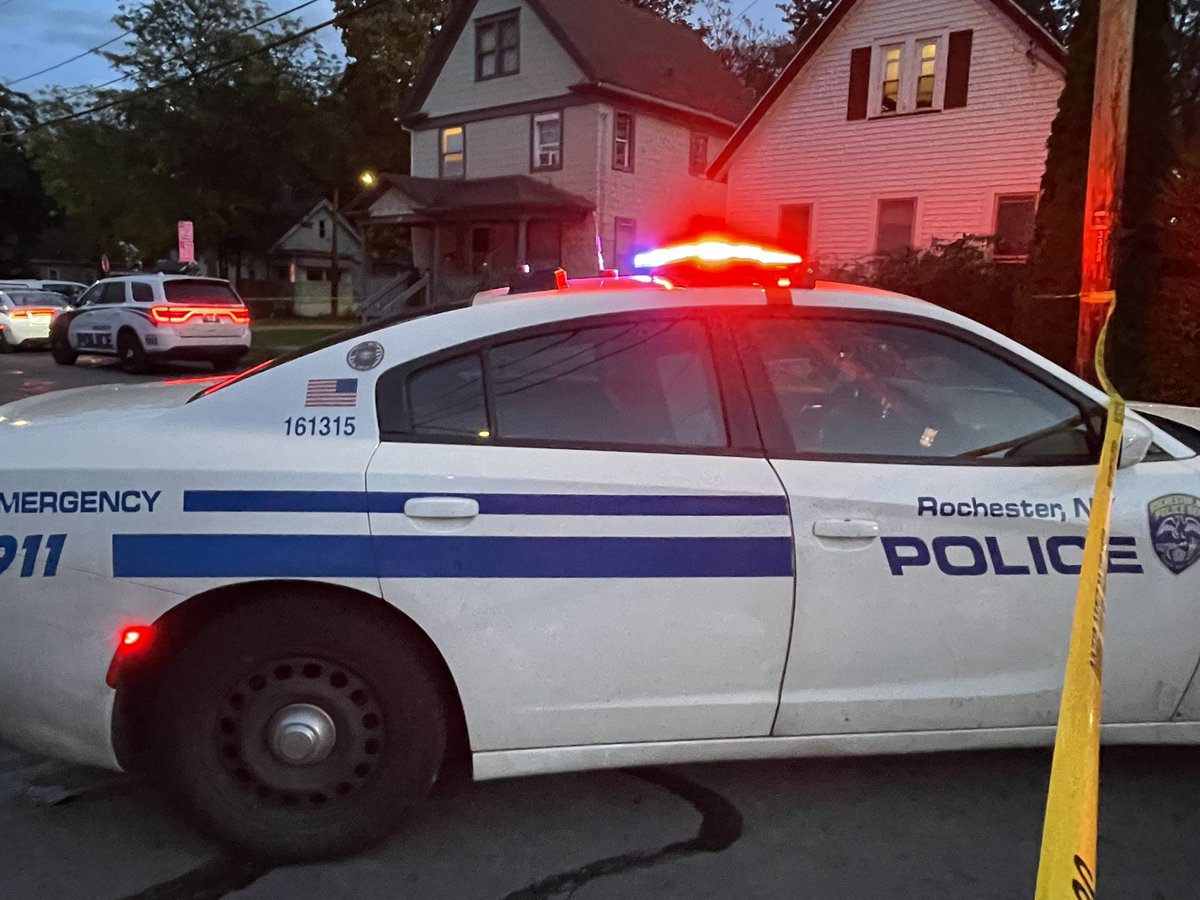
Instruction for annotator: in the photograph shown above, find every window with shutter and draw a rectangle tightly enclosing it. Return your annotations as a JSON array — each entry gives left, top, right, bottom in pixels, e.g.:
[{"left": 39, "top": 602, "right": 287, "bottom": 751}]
[
  {"left": 847, "top": 47, "right": 872, "bottom": 120},
  {"left": 944, "top": 30, "right": 974, "bottom": 109}
]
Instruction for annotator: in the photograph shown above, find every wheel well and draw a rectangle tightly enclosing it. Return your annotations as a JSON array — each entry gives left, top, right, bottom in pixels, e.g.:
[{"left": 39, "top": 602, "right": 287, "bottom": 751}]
[
  {"left": 112, "top": 580, "right": 472, "bottom": 784},
  {"left": 116, "top": 326, "right": 137, "bottom": 344}
]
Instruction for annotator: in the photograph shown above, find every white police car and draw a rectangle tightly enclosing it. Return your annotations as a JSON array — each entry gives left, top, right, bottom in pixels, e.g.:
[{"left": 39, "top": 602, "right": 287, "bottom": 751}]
[
  {"left": 0, "top": 289, "right": 69, "bottom": 350},
  {"left": 50, "top": 274, "right": 251, "bottom": 373},
  {"left": 2, "top": 241, "right": 1200, "bottom": 860}
]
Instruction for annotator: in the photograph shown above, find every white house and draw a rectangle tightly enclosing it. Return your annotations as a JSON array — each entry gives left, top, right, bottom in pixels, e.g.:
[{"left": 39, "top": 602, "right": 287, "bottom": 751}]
[
  {"left": 709, "top": 0, "right": 1067, "bottom": 266},
  {"left": 269, "top": 199, "right": 365, "bottom": 293},
  {"left": 350, "top": 0, "right": 752, "bottom": 304}
]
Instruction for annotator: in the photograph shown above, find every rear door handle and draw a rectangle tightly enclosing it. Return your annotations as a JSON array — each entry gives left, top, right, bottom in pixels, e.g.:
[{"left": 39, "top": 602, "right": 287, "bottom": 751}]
[
  {"left": 403, "top": 497, "right": 480, "bottom": 519},
  {"left": 813, "top": 519, "right": 880, "bottom": 539}
]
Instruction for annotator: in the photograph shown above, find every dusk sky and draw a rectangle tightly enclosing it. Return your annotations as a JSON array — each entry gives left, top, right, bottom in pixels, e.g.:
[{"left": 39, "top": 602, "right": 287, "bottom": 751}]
[{"left": 0, "top": 0, "right": 788, "bottom": 94}]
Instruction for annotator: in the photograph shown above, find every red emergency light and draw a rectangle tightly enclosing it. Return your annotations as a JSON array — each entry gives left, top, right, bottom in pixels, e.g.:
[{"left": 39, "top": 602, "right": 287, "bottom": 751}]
[{"left": 633, "top": 237, "right": 815, "bottom": 290}]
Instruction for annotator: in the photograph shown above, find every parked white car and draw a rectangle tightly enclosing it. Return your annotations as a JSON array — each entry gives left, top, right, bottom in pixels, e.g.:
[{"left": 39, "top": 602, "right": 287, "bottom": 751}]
[
  {"left": 50, "top": 274, "right": 251, "bottom": 373},
  {"left": 0, "top": 288, "right": 69, "bottom": 351},
  {"left": 1, "top": 245, "right": 1199, "bottom": 861}
]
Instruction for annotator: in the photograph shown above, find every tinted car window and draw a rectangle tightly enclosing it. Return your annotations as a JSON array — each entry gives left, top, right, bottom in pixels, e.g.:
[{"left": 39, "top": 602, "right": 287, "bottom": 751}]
[
  {"left": 407, "top": 354, "right": 488, "bottom": 438},
  {"left": 164, "top": 280, "right": 240, "bottom": 305},
  {"left": 742, "top": 317, "right": 1097, "bottom": 463},
  {"left": 77, "top": 284, "right": 104, "bottom": 306},
  {"left": 130, "top": 282, "right": 155, "bottom": 303},
  {"left": 98, "top": 282, "right": 127, "bottom": 304},
  {"left": 488, "top": 319, "right": 726, "bottom": 449}
]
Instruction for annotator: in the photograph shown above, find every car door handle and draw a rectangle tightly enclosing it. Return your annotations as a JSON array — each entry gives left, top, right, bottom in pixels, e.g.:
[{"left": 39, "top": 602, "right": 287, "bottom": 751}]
[
  {"left": 813, "top": 519, "right": 880, "bottom": 539},
  {"left": 403, "top": 497, "right": 480, "bottom": 519}
]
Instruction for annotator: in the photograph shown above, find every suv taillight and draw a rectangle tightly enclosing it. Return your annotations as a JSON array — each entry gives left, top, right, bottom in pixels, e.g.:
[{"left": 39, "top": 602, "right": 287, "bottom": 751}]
[{"left": 150, "top": 306, "right": 250, "bottom": 325}]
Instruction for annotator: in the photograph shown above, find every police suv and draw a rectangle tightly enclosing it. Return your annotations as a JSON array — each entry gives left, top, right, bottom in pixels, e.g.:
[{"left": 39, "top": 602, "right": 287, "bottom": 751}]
[
  {"left": 2, "top": 241, "right": 1200, "bottom": 860},
  {"left": 50, "top": 274, "right": 251, "bottom": 373}
]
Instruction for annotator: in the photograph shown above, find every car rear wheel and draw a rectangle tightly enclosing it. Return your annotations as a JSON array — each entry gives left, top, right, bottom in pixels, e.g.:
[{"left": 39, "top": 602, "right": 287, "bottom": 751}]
[
  {"left": 149, "top": 591, "right": 447, "bottom": 861},
  {"left": 49, "top": 332, "right": 76, "bottom": 365},
  {"left": 118, "top": 330, "right": 149, "bottom": 374}
]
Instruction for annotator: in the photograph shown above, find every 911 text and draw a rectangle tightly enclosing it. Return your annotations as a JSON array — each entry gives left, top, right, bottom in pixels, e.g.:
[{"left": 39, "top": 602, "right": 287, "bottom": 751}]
[
  {"left": 284, "top": 416, "right": 357, "bottom": 437},
  {"left": 0, "top": 534, "right": 67, "bottom": 577}
]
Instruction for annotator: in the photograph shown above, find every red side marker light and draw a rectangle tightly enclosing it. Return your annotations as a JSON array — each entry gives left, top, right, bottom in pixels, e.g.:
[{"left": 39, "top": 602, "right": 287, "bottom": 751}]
[{"left": 107, "top": 625, "right": 154, "bottom": 687}]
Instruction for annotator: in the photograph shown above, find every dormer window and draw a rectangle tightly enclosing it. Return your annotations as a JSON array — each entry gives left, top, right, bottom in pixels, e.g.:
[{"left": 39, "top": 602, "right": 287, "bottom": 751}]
[
  {"left": 848, "top": 31, "right": 973, "bottom": 121},
  {"left": 476, "top": 11, "right": 519, "bottom": 80}
]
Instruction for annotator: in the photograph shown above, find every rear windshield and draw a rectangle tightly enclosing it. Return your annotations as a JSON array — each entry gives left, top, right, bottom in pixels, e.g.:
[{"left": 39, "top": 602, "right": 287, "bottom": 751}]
[
  {"left": 164, "top": 280, "right": 242, "bottom": 305},
  {"left": 5, "top": 291, "right": 68, "bottom": 307}
]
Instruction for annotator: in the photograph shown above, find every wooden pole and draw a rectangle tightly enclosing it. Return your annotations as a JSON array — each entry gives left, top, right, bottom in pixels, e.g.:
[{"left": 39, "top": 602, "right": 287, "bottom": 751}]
[
  {"left": 1074, "top": 0, "right": 1138, "bottom": 381},
  {"left": 330, "top": 186, "right": 341, "bottom": 318}
]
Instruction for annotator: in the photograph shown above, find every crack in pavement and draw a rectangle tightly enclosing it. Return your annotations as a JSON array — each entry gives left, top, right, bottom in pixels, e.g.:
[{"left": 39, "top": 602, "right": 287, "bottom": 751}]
[
  {"left": 114, "top": 856, "right": 274, "bottom": 900},
  {"left": 498, "top": 767, "right": 744, "bottom": 900}
]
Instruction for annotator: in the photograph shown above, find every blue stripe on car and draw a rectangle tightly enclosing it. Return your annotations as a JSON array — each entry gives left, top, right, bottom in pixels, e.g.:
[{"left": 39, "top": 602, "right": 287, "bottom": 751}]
[
  {"left": 182, "top": 490, "right": 789, "bottom": 517},
  {"left": 111, "top": 534, "right": 794, "bottom": 579}
]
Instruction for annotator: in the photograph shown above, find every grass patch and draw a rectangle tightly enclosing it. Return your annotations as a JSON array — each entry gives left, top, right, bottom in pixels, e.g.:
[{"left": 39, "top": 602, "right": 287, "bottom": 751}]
[{"left": 246, "top": 325, "right": 350, "bottom": 364}]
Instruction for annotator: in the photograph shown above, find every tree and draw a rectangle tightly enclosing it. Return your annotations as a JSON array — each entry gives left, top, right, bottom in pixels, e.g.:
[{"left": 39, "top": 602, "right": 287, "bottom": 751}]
[
  {"left": 700, "top": 1, "right": 793, "bottom": 97},
  {"left": 30, "top": 0, "right": 348, "bottom": 272},
  {"left": 626, "top": 0, "right": 698, "bottom": 24},
  {"left": 777, "top": 0, "right": 838, "bottom": 45},
  {"left": 332, "top": 0, "right": 451, "bottom": 176},
  {"left": 1020, "top": 0, "right": 1080, "bottom": 43},
  {"left": 0, "top": 87, "right": 53, "bottom": 277}
]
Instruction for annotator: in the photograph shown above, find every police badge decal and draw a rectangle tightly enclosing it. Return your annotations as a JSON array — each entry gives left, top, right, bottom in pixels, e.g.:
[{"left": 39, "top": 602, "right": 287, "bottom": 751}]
[{"left": 1148, "top": 494, "right": 1200, "bottom": 575}]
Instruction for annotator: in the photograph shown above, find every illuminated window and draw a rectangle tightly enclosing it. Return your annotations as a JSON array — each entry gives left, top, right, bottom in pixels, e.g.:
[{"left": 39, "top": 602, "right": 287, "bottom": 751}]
[
  {"left": 916, "top": 40, "right": 938, "bottom": 109},
  {"left": 994, "top": 194, "right": 1038, "bottom": 260},
  {"left": 613, "top": 112, "right": 634, "bottom": 172},
  {"left": 531, "top": 112, "right": 562, "bottom": 170},
  {"left": 880, "top": 46, "right": 902, "bottom": 113},
  {"left": 441, "top": 126, "right": 465, "bottom": 178},
  {"left": 688, "top": 133, "right": 708, "bottom": 176},
  {"left": 476, "top": 12, "right": 519, "bottom": 80},
  {"left": 876, "top": 198, "right": 917, "bottom": 254}
]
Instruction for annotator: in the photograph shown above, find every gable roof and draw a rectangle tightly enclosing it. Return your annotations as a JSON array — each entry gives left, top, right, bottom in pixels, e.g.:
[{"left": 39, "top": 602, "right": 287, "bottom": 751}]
[
  {"left": 271, "top": 199, "right": 361, "bottom": 253},
  {"left": 404, "top": 0, "right": 754, "bottom": 127},
  {"left": 707, "top": 0, "right": 1067, "bottom": 179}
]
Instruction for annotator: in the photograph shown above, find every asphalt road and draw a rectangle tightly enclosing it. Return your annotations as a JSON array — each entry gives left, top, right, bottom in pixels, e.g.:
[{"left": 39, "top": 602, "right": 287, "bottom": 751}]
[{"left": 2, "top": 349, "right": 1199, "bottom": 898}]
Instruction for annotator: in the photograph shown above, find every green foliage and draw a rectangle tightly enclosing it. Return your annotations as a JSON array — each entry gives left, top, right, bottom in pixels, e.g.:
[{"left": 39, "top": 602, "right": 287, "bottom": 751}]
[
  {"left": 776, "top": 0, "right": 838, "bottom": 44},
  {"left": 28, "top": 0, "right": 349, "bottom": 270},
  {"left": 626, "top": 0, "right": 698, "bottom": 24},
  {"left": 332, "top": 0, "right": 450, "bottom": 175},
  {"left": 824, "top": 241, "right": 1026, "bottom": 336},
  {"left": 0, "top": 87, "right": 53, "bottom": 276},
  {"left": 699, "top": 1, "right": 793, "bottom": 97}
]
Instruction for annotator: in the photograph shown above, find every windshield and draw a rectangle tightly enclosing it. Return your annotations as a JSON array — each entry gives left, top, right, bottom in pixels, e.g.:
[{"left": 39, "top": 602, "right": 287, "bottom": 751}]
[
  {"left": 3, "top": 291, "right": 68, "bottom": 308},
  {"left": 164, "top": 280, "right": 242, "bottom": 305},
  {"left": 188, "top": 300, "right": 469, "bottom": 402}
]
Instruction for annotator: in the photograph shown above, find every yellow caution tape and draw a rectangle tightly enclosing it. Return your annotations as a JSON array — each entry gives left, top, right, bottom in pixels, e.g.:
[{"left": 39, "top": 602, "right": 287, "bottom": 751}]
[{"left": 1034, "top": 299, "right": 1124, "bottom": 900}]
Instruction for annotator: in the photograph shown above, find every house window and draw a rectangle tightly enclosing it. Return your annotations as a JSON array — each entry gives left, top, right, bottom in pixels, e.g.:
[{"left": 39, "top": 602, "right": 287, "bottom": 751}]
[
  {"left": 318, "top": 220, "right": 327, "bottom": 239},
  {"left": 441, "top": 126, "right": 465, "bottom": 178},
  {"left": 689, "top": 133, "right": 708, "bottom": 176},
  {"left": 614, "top": 218, "right": 637, "bottom": 273},
  {"left": 476, "top": 11, "right": 519, "bottom": 80},
  {"left": 531, "top": 112, "right": 562, "bottom": 171},
  {"left": 876, "top": 198, "right": 917, "bottom": 254},
  {"left": 871, "top": 35, "right": 945, "bottom": 115},
  {"left": 994, "top": 194, "right": 1038, "bottom": 260},
  {"left": 778, "top": 204, "right": 813, "bottom": 259},
  {"left": 880, "top": 46, "right": 902, "bottom": 113},
  {"left": 613, "top": 112, "right": 634, "bottom": 172}
]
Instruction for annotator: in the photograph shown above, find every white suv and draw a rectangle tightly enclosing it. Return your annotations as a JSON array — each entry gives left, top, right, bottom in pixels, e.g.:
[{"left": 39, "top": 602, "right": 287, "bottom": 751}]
[{"left": 51, "top": 275, "right": 251, "bottom": 373}]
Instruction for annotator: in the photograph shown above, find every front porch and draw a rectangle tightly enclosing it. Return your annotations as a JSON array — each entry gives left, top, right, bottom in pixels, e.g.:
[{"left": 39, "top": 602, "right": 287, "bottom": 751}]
[{"left": 349, "top": 174, "right": 597, "bottom": 311}]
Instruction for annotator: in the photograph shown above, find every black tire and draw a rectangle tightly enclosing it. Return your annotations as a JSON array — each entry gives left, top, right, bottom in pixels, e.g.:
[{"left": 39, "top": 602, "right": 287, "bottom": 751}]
[
  {"left": 0, "top": 335, "right": 11, "bottom": 354},
  {"left": 149, "top": 590, "right": 447, "bottom": 861},
  {"left": 118, "top": 330, "right": 149, "bottom": 374},
  {"left": 50, "top": 332, "right": 76, "bottom": 365}
]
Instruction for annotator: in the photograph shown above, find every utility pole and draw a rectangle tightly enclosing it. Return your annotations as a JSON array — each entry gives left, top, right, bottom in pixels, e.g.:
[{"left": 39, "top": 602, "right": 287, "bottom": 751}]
[
  {"left": 1074, "top": 0, "right": 1138, "bottom": 380},
  {"left": 330, "top": 186, "right": 341, "bottom": 318}
]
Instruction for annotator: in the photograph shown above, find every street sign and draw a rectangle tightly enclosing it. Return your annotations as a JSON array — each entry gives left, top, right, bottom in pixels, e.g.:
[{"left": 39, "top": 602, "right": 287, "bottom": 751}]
[{"left": 178, "top": 220, "right": 195, "bottom": 264}]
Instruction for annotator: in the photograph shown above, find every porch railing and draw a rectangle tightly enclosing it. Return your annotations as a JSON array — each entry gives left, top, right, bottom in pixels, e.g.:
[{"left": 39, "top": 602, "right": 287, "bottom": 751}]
[{"left": 357, "top": 273, "right": 429, "bottom": 323}]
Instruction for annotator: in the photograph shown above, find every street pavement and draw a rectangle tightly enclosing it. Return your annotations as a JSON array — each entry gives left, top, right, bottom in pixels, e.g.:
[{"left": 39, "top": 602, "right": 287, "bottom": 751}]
[{"left": 2, "top": 349, "right": 1200, "bottom": 898}]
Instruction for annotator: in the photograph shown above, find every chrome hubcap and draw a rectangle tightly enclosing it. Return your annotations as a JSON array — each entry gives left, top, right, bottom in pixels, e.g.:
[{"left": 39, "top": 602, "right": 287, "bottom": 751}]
[{"left": 268, "top": 703, "right": 337, "bottom": 765}]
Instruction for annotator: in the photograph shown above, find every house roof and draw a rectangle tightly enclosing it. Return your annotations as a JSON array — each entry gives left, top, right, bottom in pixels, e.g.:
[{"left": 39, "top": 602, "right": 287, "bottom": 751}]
[
  {"left": 270, "top": 199, "right": 362, "bottom": 254},
  {"left": 347, "top": 174, "right": 594, "bottom": 222},
  {"left": 403, "top": 0, "right": 754, "bottom": 127},
  {"left": 707, "top": 0, "right": 1067, "bottom": 179}
]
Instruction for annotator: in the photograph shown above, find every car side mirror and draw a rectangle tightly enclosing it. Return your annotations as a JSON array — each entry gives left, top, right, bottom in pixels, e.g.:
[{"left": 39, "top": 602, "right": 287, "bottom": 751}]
[{"left": 1118, "top": 417, "right": 1154, "bottom": 469}]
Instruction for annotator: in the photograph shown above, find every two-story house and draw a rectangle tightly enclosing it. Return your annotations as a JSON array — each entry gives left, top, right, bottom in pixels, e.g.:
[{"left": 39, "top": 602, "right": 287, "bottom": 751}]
[
  {"left": 708, "top": 0, "right": 1066, "bottom": 266},
  {"left": 350, "top": 0, "right": 752, "bottom": 303}
]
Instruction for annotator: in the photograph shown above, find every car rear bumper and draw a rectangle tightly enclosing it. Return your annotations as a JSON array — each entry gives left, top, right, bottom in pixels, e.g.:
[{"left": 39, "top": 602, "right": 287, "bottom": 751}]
[{"left": 2, "top": 320, "right": 54, "bottom": 345}]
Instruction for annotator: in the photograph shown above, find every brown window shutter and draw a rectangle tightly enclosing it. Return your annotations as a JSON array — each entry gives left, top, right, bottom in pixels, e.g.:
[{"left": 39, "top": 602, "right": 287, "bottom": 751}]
[
  {"left": 945, "top": 30, "right": 974, "bottom": 109},
  {"left": 847, "top": 47, "right": 871, "bottom": 120}
]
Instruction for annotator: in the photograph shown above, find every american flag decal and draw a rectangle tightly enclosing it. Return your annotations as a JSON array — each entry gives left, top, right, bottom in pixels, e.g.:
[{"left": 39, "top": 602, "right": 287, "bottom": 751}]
[{"left": 305, "top": 378, "right": 358, "bottom": 407}]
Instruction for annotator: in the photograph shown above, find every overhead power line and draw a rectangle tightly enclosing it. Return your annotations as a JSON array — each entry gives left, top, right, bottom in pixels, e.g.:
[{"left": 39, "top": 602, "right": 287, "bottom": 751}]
[{"left": 3, "top": 0, "right": 322, "bottom": 90}]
